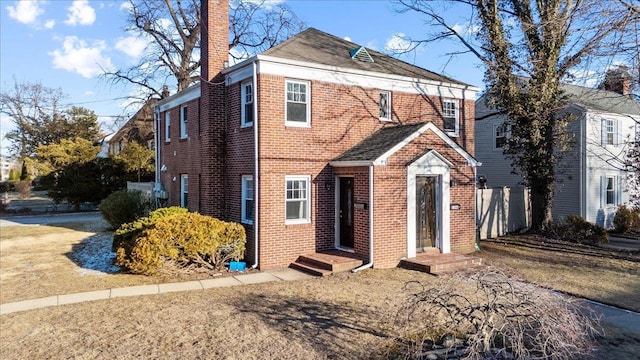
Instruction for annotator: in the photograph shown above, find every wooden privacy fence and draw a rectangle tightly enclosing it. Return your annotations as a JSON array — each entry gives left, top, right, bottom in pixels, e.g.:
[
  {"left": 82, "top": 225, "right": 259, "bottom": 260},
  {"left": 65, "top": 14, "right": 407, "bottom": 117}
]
[{"left": 476, "top": 187, "right": 531, "bottom": 240}]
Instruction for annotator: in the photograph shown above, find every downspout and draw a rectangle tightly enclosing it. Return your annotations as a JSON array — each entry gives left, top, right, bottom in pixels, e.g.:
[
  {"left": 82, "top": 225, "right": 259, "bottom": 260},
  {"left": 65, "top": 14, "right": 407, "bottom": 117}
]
[
  {"left": 154, "top": 107, "right": 161, "bottom": 186},
  {"left": 251, "top": 60, "right": 260, "bottom": 269},
  {"left": 352, "top": 164, "right": 374, "bottom": 272}
]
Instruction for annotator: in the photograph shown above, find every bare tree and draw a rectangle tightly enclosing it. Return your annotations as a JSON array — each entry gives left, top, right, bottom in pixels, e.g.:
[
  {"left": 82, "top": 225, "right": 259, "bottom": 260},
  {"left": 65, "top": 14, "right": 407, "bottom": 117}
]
[
  {"left": 104, "top": 0, "right": 305, "bottom": 100},
  {"left": 397, "top": 0, "right": 640, "bottom": 231}
]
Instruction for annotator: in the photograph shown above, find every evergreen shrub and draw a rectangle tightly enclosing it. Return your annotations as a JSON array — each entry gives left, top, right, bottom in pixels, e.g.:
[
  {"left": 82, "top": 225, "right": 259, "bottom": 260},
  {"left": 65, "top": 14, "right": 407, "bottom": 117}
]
[
  {"left": 99, "top": 190, "right": 152, "bottom": 229},
  {"left": 613, "top": 205, "right": 640, "bottom": 234},
  {"left": 115, "top": 212, "right": 246, "bottom": 275},
  {"left": 112, "top": 206, "right": 187, "bottom": 252}
]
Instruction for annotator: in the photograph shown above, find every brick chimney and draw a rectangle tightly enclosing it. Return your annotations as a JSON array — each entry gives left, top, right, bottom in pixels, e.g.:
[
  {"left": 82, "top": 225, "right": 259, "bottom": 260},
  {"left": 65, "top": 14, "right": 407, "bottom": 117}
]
[
  {"left": 201, "top": 0, "right": 229, "bottom": 83},
  {"left": 599, "top": 66, "right": 632, "bottom": 97},
  {"left": 200, "top": 0, "right": 229, "bottom": 219},
  {"left": 161, "top": 85, "right": 169, "bottom": 99}
]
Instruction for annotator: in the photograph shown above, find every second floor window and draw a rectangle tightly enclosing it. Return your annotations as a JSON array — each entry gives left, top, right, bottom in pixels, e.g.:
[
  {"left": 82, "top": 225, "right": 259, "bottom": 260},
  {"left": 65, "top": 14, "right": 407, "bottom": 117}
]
[
  {"left": 494, "top": 123, "right": 510, "bottom": 150},
  {"left": 443, "top": 100, "right": 458, "bottom": 136},
  {"left": 180, "top": 105, "right": 188, "bottom": 138},
  {"left": 285, "top": 80, "right": 310, "bottom": 126},
  {"left": 165, "top": 112, "right": 171, "bottom": 142},
  {"left": 602, "top": 118, "right": 617, "bottom": 145},
  {"left": 379, "top": 91, "right": 391, "bottom": 121},
  {"left": 241, "top": 81, "right": 254, "bottom": 127}
]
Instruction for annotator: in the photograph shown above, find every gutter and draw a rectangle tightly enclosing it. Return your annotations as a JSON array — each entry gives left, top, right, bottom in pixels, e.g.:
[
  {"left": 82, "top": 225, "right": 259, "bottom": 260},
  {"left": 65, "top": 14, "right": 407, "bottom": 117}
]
[
  {"left": 352, "top": 164, "right": 374, "bottom": 272},
  {"left": 153, "top": 107, "right": 161, "bottom": 186},
  {"left": 251, "top": 60, "right": 260, "bottom": 269}
]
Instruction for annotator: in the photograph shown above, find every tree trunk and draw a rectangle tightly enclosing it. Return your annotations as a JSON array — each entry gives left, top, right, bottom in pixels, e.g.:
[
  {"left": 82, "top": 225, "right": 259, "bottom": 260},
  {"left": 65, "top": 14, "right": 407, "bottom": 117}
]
[{"left": 530, "top": 181, "right": 554, "bottom": 232}]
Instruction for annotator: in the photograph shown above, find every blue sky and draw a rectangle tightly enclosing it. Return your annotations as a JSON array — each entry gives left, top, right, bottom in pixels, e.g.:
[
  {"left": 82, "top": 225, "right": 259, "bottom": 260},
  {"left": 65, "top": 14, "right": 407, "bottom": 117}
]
[{"left": 0, "top": 0, "right": 485, "bottom": 156}]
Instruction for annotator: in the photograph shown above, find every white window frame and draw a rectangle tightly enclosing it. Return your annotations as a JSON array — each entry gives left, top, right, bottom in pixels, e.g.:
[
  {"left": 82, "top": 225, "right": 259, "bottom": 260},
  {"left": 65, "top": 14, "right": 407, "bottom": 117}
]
[
  {"left": 442, "top": 99, "right": 459, "bottom": 137},
  {"left": 180, "top": 174, "right": 188, "bottom": 208},
  {"left": 241, "top": 175, "right": 254, "bottom": 224},
  {"left": 285, "top": 175, "right": 311, "bottom": 224},
  {"left": 603, "top": 175, "right": 620, "bottom": 207},
  {"left": 165, "top": 112, "right": 171, "bottom": 142},
  {"left": 241, "top": 80, "right": 254, "bottom": 128},
  {"left": 379, "top": 91, "right": 391, "bottom": 121},
  {"left": 493, "top": 123, "right": 510, "bottom": 150},
  {"left": 602, "top": 118, "right": 616, "bottom": 146},
  {"left": 285, "top": 79, "right": 311, "bottom": 127},
  {"left": 180, "top": 105, "right": 188, "bottom": 138}
]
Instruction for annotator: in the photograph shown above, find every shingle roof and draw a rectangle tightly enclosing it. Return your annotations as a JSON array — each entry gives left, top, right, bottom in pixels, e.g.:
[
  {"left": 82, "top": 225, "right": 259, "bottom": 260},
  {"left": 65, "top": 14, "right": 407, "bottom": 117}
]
[
  {"left": 561, "top": 84, "right": 640, "bottom": 116},
  {"left": 332, "top": 123, "right": 427, "bottom": 162},
  {"left": 262, "top": 28, "right": 470, "bottom": 87}
]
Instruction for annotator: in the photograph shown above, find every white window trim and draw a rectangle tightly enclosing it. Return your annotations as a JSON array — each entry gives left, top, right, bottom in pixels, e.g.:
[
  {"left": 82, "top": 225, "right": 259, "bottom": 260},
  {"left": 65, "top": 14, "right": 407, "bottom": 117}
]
[
  {"left": 241, "top": 80, "right": 254, "bottom": 128},
  {"left": 284, "top": 175, "right": 311, "bottom": 225},
  {"left": 241, "top": 175, "right": 254, "bottom": 224},
  {"left": 443, "top": 99, "right": 459, "bottom": 137},
  {"left": 285, "top": 79, "right": 311, "bottom": 127},
  {"left": 379, "top": 90, "right": 392, "bottom": 122},
  {"left": 180, "top": 105, "right": 188, "bottom": 139},
  {"left": 493, "top": 123, "right": 510, "bottom": 151},
  {"left": 601, "top": 118, "right": 619, "bottom": 146},
  {"left": 165, "top": 112, "right": 171, "bottom": 142},
  {"left": 180, "top": 174, "right": 188, "bottom": 208},
  {"left": 601, "top": 175, "right": 621, "bottom": 208}
]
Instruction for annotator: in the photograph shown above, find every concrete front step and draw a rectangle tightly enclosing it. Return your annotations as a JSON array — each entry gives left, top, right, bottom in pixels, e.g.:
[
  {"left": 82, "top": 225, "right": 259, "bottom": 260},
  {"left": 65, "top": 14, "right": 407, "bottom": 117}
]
[
  {"left": 290, "top": 251, "right": 363, "bottom": 276},
  {"left": 399, "top": 253, "right": 482, "bottom": 275}
]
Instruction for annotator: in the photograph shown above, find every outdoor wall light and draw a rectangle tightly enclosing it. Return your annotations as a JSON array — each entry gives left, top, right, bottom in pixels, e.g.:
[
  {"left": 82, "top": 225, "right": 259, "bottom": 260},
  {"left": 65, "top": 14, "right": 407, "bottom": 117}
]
[
  {"left": 450, "top": 180, "right": 458, "bottom": 187},
  {"left": 324, "top": 181, "right": 332, "bottom": 191}
]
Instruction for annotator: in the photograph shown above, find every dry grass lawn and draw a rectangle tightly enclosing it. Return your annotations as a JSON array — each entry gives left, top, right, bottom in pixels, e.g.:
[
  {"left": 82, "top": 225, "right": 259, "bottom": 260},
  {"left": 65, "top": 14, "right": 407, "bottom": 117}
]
[{"left": 1, "top": 222, "right": 639, "bottom": 359}]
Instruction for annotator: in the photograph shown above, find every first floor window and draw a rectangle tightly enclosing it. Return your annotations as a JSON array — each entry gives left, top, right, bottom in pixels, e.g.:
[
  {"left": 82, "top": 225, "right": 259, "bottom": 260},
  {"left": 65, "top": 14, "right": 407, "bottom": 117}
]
[
  {"left": 443, "top": 99, "right": 458, "bottom": 136},
  {"left": 180, "top": 174, "right": 188, "bottom": 208},
  {"left": 285, "top": 175, "right": 310, "bottom": 224},
  {"left": 605, "top": 176, "right": 616, "bottom": 206},
  {"left": 241, "top": 175, "right": 254, "bottom": 224}
]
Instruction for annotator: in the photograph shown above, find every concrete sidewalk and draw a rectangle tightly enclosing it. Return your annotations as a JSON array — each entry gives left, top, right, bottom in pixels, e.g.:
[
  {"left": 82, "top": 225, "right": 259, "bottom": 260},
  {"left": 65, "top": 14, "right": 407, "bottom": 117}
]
[{"left": 0, "top": 268, "right": 312, "bottom": 315}]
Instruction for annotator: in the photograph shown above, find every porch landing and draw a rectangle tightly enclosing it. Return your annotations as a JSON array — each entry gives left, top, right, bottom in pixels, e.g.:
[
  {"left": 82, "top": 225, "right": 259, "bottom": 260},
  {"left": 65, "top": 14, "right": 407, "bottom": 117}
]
[
  {"left": 290, "top": 250, "right": 363, "bottom": 276},
  {"left": 399, "top": 250, "right": 483, "bottom": 275}
]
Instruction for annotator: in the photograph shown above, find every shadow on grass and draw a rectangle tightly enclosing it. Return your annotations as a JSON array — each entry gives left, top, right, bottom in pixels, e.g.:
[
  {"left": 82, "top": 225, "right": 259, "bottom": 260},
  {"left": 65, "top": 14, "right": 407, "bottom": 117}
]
[
  {"left": 65, "top": 232, "right": 121, "bottom": 275},
  {"left": 234, "top": 292, "right": 390, "bottom": 358}
]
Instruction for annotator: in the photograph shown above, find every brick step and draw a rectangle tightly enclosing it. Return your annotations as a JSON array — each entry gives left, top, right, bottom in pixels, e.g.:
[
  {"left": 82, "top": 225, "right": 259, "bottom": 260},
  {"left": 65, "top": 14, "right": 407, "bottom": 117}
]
[
  {"left": 296, "top": 253, "right": 363, "bottom": 273},
  {"left": 399, "top": 254, "right": 482, "bottom": 275},
  {"left": 289, "top": 261, "right": 332, "bottom": 277}
]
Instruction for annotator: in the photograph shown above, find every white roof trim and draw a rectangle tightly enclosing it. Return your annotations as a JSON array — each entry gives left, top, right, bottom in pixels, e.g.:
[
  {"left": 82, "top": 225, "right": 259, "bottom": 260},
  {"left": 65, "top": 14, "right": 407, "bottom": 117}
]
[
  {"left": 375, "top": 122, "right": 479, "bottom": 167},
  {"left": 155, "top": 84, "right": 200, "bottom": 112},
  {"left": 328, "top": 160, "right": 374, "bottom": 167},
  {"left": 413, "top": 149, "right": 455, "bottom": 168}
]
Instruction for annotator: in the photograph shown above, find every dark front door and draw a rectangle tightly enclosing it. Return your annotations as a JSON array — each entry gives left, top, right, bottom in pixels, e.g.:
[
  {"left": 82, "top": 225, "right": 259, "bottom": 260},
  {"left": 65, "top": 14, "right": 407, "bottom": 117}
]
[
  {"left": 339, "top": 177, "right": 354, "bottom": 248},
  {"left": 416, "top": 176, "right": 437, "bottom": 252}
]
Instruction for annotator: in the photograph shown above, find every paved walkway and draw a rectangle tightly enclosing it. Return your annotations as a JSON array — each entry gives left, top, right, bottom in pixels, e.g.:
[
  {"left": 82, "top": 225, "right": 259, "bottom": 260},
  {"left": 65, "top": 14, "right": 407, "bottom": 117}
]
[{"left": 0, "top": 268, "right": 312, "bottom": 315}]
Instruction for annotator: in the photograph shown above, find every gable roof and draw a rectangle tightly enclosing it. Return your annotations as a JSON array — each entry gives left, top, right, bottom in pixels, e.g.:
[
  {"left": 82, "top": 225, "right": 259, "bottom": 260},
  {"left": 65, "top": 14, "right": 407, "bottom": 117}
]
[
  {"left": 476, "top": 83, "right": 640, "bottom": 120},
  {"left": 262, "top": 28, "right": 470, "bottom": 87},
  {"left": 562, "top": 84, "right": 640, "bottom": 116},
  {"left": 110, "top": 98, "right": 157, "bottom": 144},
  {"left": 330, "top": 122, "right": 478, "bottom": 167}
]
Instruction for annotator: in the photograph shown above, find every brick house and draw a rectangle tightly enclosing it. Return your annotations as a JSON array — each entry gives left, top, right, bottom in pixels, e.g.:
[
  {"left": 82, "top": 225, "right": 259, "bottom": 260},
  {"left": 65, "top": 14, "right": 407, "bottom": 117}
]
[{"left": 155, "top": 0, "right": 480, "bottom": 270}]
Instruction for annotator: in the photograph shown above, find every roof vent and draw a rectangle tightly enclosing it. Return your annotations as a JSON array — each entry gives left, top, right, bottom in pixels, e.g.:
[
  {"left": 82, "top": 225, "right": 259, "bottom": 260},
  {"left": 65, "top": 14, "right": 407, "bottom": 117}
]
[{"left": 350, "top": 46, "right": 374, "bottom": 63}]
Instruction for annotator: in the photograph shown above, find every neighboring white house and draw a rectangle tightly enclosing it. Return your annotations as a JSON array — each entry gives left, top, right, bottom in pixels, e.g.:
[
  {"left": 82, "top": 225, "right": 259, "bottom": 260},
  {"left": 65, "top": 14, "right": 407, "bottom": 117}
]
[
  {"left": 0, "top": 155, "right": 17, "bottom": 181},
  {"left": 475, "top": 83, "right": 640, "bottom": 228}
]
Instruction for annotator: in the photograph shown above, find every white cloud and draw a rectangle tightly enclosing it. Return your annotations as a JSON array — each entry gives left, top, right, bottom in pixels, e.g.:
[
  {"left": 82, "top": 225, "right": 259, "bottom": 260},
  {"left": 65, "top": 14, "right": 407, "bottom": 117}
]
[
  {"left": 64, "top": 0, "right": 95, "bottom": 26},
  {"left": 44, "top": 19, "right": 55, "bottom": 29},
  {"left": 452, "top": 23, "right": 480, "bottom": 36},
  {"left": 49, "top": 36, "right": 114, "bottom": 78},
  {"left": 115, "top": 36, "right": 149, "bottom": 59},
  {"left": 384, "top": 33, "right": 411, "bottom": 53},
  {"left": 84, "top": 90, "right": 94, "bottom": 96},
  {"left": 343, "top": 36, "right": 352, "bottom": 42},
  {"left": 241, "top": 0, "right": 285, "bottom": 10},
  {"left": 6, "top": 0, "right": 45, "bottom": 24},
  {"left": 119, "top": 1, "right": 133, "bottom": 12}
]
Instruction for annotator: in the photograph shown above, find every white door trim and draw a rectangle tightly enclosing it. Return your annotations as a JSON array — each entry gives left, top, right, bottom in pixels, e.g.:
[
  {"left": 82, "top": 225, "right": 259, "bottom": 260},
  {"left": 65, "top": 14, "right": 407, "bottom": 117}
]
[{"left": 407, "top": 150, "right": 451, "bottom": 258}]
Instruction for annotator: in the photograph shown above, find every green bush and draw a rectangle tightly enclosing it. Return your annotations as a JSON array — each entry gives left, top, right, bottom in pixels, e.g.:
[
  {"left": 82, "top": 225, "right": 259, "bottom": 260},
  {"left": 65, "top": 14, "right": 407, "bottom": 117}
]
[
  {"left": 115, "top": 212, "right": 246, "bottom": 275},
  {"left": 613, "top": 205, "right": 640, "bottom": 234},
  {"left": 112, "top": 206, "right": 187, "bottom": 252},
  {"left": 551, "top": 215, "right": 608, "bottom": 244},
  {"left": 99, "top": 190, "right": 152, "bottom": 229}
]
